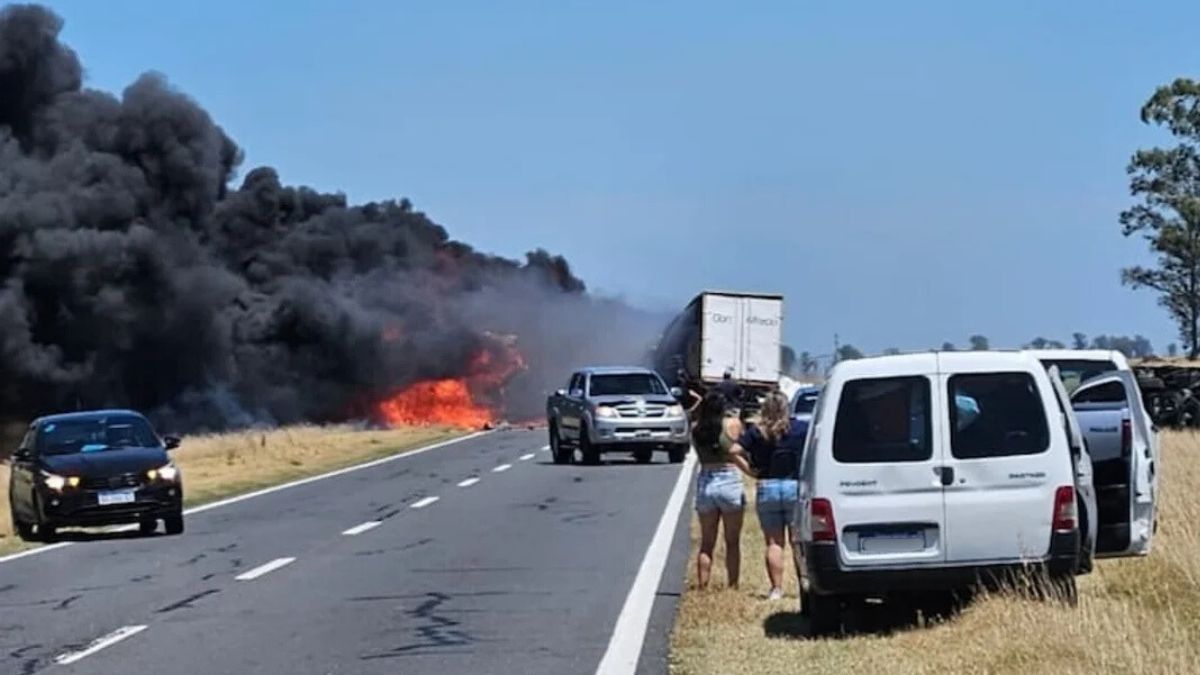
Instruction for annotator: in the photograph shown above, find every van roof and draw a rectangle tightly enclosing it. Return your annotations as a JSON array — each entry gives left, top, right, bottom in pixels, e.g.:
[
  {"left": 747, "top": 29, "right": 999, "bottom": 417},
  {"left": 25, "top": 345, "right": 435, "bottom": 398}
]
[
  {"left": 1022, "top": 348, "right": 1129, "bottom": 367},
  {"left": 831, "top": 351, "right": 1045, "bottom": 380}
]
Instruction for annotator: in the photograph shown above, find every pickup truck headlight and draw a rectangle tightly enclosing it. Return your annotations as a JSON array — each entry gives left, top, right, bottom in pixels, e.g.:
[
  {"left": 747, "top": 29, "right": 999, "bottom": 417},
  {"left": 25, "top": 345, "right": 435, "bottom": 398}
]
[
  {"left": 595, "top": 406, "right": 618, "bottom": 419},
  {"left": 667, "top": 404, "right": 684, "bottom": 417}
]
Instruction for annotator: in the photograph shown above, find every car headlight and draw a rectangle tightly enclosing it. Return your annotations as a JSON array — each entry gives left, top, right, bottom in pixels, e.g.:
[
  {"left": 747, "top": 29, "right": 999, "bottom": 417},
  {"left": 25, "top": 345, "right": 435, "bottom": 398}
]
[
  {"left": 148, "top": 463, "right": 179, "bottom": 482},
  {"left": 667, "top": 404, "right": 684, "bottom": 417},
  {"left": 595, "top": 406, "right": 618, "bottom": 419},
  {"left": 40, "top": 471, "right": 78, "bottom": 491}
]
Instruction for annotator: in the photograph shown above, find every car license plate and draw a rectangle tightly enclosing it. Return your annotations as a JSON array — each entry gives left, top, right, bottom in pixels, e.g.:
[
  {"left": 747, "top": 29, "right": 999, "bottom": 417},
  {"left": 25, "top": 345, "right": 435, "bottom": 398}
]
[
  {"left": 636, "top": 430, "right": 652, "bottom": 438},
  {"left": 859, "top": 531, "right": 924, "bottom": 554},
  {"left": 98, "top": 490, "right": 135, "bottom": 506}
]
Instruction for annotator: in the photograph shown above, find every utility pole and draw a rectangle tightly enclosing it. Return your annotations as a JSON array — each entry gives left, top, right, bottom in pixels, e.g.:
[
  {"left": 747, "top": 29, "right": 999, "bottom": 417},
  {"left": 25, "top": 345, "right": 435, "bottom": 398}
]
[{"left": 833, "top": 333, "right": 840, "bottom": 365}]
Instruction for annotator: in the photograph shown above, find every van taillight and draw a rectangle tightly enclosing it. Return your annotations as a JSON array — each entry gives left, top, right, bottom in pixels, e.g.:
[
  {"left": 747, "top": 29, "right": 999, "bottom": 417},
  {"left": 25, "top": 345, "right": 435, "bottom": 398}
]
[
  {"left": 1052, "top": 486, "right": 1076, "bottom": 533},
  {"left": 1121, "top": 418, "right": 1132, "bottom": 458},
  {"left": 811, "top": 498, "right": 837, "bottom": 542}
]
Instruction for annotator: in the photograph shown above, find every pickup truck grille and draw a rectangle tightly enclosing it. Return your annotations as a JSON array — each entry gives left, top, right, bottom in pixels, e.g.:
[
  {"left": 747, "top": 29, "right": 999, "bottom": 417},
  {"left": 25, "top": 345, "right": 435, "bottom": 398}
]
[{"left": 615, "top": 403, "right": 667, "bottom": 418}]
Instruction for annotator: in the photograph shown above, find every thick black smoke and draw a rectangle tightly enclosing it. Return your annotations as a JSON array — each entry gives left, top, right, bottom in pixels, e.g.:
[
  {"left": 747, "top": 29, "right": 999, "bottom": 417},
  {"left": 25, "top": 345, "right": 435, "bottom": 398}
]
[{"left": 0, "top": 4, "right": 664, "bottom": 431}]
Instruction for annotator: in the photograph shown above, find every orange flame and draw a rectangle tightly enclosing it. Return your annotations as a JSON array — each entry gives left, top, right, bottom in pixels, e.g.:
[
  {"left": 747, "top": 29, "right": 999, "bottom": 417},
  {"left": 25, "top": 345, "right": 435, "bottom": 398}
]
[{"left": 377, "top": 334, "right": 527, "bottom": 429}]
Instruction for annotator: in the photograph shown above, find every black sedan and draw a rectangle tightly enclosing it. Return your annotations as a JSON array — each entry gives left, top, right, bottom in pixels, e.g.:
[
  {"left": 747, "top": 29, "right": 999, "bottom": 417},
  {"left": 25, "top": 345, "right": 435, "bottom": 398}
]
[{"left": 8, "top": 409, "right": 184, "bottom": 541}]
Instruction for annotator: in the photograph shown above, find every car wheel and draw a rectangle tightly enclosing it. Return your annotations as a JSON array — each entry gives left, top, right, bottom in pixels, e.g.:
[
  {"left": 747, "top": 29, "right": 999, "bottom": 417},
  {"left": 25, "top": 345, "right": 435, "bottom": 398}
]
[
  {"left": 668, "top": 444, "right": 688, "bottom": 464},
  {"left": 11, "top": 507, "right": 35, "bottom": 542},
  {"left": 804, "top": 591, "right": 843, "bottom": 636},
  {"left": 550, "top": 423, "right": 572, "bottom": 465},
  {"left": 139, "top": 518, "right": 158, "bottom": 536},
  {"left": 164, "top": 511, "right": 184, "bottom": 533},
  {"left": 165, "top": 514, "right": 185, "bottom": 536},
  {"left": 38, "top": 523, "right": 57, "bottom": 542},
  {"left": 634, "top": 448, "right": 653, "bottom": 464},
  {"left": 580, "top": 428, "right": 600, "bottom": 466}
]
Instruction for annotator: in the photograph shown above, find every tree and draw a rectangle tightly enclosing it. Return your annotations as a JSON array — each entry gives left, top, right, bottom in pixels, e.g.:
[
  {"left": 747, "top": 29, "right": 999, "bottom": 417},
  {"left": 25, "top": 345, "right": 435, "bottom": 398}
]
[
  {"left": 781, "top": 346, "right": 798, "bottom": 377},
  {"left": 941, "top": 342, "right": 956, "bottom": 351},
  {"left": 969, "top": 335, "right": 989, "bottom": 351},
  {"left": 1089, "top": 334, "right": 1155, "bottom": 358},
  {"left": 837, "top": 344, "right": 864, "bottom": 361},
  {"left": 1169, "top": 342, "right": 1179, "bottom": 357},
  {"left": 799, "top": 351, "right": 817, "bottom": 376},
  {"left": 1027, "top": 337, "right": 1065, "bottom": 349},
  {"left": 1120, "top": 79, "right": 1200, "bottom": 358},
  {"left": 883, "top": 347, "right": 901, "bottom": 355},
  {"left": 1072, "top": 332, "right": 1088, "bottom": 350}
]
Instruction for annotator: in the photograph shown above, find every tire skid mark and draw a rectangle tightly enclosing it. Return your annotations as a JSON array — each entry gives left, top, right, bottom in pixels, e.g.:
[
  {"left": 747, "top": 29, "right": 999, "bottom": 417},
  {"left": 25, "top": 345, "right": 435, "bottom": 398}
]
[{"left": 157, "top": 588, "right": 220, "bottom": 614}]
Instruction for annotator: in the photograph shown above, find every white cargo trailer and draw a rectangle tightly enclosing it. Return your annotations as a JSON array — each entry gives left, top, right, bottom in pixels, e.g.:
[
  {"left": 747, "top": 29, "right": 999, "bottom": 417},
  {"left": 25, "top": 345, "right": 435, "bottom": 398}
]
[{"left": 654, "top": 291, "right": 784, "bottom": 404}]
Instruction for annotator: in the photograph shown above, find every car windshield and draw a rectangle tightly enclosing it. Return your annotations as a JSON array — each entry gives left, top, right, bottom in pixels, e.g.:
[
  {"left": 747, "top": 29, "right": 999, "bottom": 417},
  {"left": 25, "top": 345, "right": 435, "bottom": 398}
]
[
  {"left": 794, "top": 391, "right": 819, "bottom": 414},
  {"left": 589, "top": 374, "right": 668, "bottom": 396},
  {"left": 37, "top": 416, "right": 160, "bottom": 456},
  {"left": 1040, "top": 359, "right": 1119, "bottom": 395}
]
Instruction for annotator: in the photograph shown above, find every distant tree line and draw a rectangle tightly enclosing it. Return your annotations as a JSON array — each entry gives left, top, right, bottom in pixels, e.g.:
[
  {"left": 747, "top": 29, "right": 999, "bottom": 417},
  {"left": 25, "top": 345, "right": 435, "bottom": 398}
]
[{"left": 827, "top": 332, "right": 1160, "bottom": 363}]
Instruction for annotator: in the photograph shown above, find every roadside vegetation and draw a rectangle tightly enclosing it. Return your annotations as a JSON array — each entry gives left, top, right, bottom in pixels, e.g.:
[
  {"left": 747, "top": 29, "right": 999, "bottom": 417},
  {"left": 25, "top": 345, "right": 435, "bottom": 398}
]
[
  {"left": 670, "top": 431, "right": 1200, "bottom": 675},
  {"left": 0, "top": 424, "right": 462, "bottom": 555}
]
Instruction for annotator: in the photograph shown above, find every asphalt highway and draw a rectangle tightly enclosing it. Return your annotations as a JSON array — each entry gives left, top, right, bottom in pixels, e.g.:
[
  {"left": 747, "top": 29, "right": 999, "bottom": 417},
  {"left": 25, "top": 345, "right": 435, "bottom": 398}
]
[{"left": 0, "top": 429, "right": 694, "bottom": 675}]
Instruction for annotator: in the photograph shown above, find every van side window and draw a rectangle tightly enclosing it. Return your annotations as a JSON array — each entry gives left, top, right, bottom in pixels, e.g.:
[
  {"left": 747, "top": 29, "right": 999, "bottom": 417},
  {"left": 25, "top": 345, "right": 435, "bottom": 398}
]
[
  {"left": 1073, "top": 381, "right": 1126, "bottom": 404},
  {"left": 949, "top": 372, "right": 1049, "bottom": 459},
  {"left": 833, "top": 376, "right": 931, "bottom": 463}
]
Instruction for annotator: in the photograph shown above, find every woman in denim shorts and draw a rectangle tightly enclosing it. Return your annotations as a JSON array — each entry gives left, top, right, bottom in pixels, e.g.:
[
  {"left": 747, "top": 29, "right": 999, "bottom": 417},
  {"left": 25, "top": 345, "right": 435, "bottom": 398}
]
[
  {"left": 692, "top": 390, "right": 754, "bottom": 589},
  {"left": 735, "top": 390, "right": 808, "bottom": 600}
]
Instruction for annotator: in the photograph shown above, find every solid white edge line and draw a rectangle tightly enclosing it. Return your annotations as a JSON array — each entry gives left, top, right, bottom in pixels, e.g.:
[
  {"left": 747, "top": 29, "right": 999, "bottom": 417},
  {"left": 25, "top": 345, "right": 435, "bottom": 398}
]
[
  {"left": 410, "top": 496, "right": 439, "bottom": 509},
  {"left": 457, "top": 477, "right": 480, "bottom": 487},
  {"left": 519, "top": 453, "right": 536, "bottom": 461},
  {"left": 341, "top": 520, "right": 382, "bottom": 536},
  {"left": 595, "top": 452, "right": 696, "bottom": 675},
  {"left": 235, "top": 557, "right": 296, "bottom": 581},
  {"left": 0, "top": 430, "right": 491, "bottom": 566},
  {"left": 541, "top": 445, "right": 551, "bottom": 451},
  {"left": 492, "top": 464, "right": 512, "bottom": 473},
  {"left": 54, "top": 624, "right": 149, "bottom": 665}
]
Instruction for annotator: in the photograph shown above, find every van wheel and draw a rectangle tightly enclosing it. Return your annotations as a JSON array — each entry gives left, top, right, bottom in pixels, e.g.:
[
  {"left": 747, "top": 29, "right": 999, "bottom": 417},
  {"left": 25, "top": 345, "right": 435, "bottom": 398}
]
[
  {"left": 634, "top": 448, "right": 653, "bottom": 464},
  {"left": 803, "top": 590, "right": 842, "bottom": 636},
  {"left": 580, "top": 429, "right": 601, "bottom": 465},
  {"left": 668, "top": 444, "right": 688, "bottom": 464}
]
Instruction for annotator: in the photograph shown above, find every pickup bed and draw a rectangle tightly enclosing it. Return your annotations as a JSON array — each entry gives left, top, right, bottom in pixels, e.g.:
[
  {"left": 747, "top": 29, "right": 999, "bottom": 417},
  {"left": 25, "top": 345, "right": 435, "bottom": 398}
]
[{"left": 546, "top": 367, "right": 690, "bottom": 465}]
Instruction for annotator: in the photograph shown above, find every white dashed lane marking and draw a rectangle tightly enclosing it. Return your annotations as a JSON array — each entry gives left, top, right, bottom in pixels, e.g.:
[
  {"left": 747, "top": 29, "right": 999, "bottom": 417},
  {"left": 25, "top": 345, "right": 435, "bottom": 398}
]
[
  {"left": 54, "top": 625, "right": 148, "bottom": 665},
  {"left": 457, "top": 477, "right": 480, "bottom": 487},
  {"left": 342, "top": 521, "right": 382, "bottom": 536},
  {"left": 410, "top": 496, "right": 440, "bottom": 509},
  {"left": 235, "top": 557, "right": 296, "bottom": 581},
  {"left": 492, "top": 464, "right": 512, "bottom": 473},
  {"left": 519, "top": 453, "right": 536, "bottom": 461}
]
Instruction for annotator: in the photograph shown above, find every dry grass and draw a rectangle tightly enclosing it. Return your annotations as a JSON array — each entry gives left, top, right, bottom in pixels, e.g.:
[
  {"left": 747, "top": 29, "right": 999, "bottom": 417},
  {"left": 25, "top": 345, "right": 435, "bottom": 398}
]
[
  {"left": 671, "top": 431, "right": 1200, "bottom": 675},
  {"left": 0, "top": 424, "right": 462, "bottom": 555}
]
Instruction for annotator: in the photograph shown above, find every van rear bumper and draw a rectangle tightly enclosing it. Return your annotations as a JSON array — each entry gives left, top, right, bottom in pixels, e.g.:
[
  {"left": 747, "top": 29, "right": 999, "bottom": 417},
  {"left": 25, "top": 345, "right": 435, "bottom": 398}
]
[{"left": 801, "top": 531, "right": 1079, "bottom": 595}]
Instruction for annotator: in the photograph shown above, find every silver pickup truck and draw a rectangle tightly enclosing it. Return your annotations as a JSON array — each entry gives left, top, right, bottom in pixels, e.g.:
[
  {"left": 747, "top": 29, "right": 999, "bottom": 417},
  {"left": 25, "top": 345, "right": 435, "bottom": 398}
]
[
  {"left": 546, "top": 366, "right": 690, "bottom": 465},
  {"left": 1032, "top": 350, "right": 1159, "bottom": 567}
]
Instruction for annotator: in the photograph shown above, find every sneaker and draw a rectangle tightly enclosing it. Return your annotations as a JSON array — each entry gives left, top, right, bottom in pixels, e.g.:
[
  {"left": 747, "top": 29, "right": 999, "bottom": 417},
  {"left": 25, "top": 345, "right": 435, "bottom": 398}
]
[{"left": 768, "top": 587, "right": 783, "bottom": 601}]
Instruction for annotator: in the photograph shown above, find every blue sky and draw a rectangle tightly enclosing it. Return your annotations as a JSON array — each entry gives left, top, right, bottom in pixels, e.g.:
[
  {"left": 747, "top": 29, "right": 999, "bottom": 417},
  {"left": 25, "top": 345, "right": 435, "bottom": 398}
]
[{"left": 42, "top": 1, "right": 1200, "bottom": 357}]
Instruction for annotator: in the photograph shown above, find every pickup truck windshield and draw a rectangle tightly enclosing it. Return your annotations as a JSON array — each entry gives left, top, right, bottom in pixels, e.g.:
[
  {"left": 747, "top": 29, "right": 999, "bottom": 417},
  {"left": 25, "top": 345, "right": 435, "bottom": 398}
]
[
  {"left": 1040, "top": 359, "right": 1118, "bottom": 395},
  {"left": 589, "top": 374, "right": 668, "bottom": 396},
  {"left": 38, "top": 417, "right": 159, "bottom": 456}
]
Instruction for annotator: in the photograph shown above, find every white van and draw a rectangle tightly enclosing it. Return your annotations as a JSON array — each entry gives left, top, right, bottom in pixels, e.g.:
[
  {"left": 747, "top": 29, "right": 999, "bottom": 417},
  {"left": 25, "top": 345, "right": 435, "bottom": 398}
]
[{"left": 794, "top": 352, "right": 1088, "bottom": 633}]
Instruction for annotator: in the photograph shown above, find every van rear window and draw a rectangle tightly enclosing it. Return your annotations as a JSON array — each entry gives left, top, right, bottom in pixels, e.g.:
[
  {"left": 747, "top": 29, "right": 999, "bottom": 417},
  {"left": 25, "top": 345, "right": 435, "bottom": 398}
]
[
  {"left": 949, "top": 372, "right": 1049, "bottom": 459},
  {"left": 833, "top": 376, "right": 931, "bottom": 463}
]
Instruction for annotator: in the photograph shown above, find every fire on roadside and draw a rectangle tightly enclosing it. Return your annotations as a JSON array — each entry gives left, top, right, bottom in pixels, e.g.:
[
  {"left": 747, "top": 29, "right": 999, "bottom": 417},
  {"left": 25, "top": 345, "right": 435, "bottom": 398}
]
[{"left": 377, "top": 333, "right": 527, "bottom": 429}]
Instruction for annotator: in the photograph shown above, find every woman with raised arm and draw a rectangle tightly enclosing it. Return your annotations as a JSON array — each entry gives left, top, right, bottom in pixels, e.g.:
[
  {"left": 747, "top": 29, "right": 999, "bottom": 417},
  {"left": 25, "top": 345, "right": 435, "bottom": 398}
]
[{"left": 691, "top": 390, "right": 754, "bottom": 589}]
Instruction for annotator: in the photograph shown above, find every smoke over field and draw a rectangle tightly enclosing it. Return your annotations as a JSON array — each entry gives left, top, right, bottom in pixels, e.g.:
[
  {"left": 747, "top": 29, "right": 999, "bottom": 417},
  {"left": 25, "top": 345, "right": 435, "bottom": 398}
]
[{"left": 0, "top": 4, "right": 663, "bottom": 431}]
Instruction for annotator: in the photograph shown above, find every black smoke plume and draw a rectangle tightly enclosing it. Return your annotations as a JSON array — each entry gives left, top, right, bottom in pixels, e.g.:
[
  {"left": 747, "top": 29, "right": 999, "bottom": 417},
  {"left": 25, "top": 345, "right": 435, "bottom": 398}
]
[{"left": 0, "top": 4, "right": 664, "bottom": 431}]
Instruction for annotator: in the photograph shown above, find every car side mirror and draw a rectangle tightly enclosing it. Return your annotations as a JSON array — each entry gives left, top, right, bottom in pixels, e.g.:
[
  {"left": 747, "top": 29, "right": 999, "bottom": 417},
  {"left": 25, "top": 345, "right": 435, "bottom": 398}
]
[
  {"left": 670, "top": 387, "right": 683, "bottom": 399},
  {"left": 163, "top": 436, "right": 181, "bottom": 451}
]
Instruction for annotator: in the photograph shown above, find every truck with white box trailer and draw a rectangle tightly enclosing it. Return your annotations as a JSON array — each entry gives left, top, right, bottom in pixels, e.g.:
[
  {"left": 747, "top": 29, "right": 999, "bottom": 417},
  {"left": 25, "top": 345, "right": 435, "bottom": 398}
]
[{"left": 653, "top": 290, "right": 784, "bottom": 414}]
